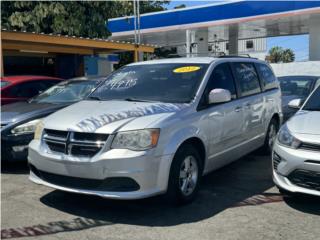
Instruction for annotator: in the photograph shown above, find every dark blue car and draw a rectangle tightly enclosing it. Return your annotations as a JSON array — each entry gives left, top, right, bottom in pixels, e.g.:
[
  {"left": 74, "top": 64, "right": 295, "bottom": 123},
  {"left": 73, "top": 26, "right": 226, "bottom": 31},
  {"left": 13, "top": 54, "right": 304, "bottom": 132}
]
[
  {"left": 279, "top": 75, "right": 320, "bottom": 121},
  {"left": 1, "top": 76, "right": 106, "bottom": 161}
]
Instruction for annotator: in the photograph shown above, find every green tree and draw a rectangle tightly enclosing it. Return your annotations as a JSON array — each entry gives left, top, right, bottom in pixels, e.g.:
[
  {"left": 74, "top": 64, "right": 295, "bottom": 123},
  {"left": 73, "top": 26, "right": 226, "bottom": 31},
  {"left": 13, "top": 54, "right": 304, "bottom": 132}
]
[
  {"left": 1, "top": 1, "right": 169, "bottom": 38},
  {"left": 281, "top": 48, "right": 295, "bottom": 63},
  {"left": 268, "top": 46, "right": 283, "bottom": 63},
  {"left": 268, "top": 46, "right": 295, "bottom": 63},
  {"left": 174, "top": 4, "right": 186, "bottom": 9}
]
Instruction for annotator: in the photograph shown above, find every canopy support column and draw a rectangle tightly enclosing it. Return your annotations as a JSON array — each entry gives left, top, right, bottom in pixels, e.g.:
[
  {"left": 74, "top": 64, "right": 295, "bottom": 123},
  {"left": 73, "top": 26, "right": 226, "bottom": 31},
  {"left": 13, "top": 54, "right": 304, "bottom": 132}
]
[
  {"left": 134, "top": 49, "right": 139, "bottom": 62},
  {"left": 309, "top": 15, "right": 320, "bottom": 61},
  {"left": 194, "top": 28, "right": 209, "bottom": 56},
  {"left": 228, "top": 24, "right": 239, "bottom": 55},
  {"left": 186, "top": 29, "right": 192, "bottom": 57}
]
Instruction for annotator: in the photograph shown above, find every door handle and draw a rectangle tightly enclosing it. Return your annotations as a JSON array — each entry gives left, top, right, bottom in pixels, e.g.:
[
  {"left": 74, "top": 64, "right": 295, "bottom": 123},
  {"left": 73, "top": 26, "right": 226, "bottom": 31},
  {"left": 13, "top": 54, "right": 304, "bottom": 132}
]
[
  {"left": 266, "top": 98, "right": 274, "bottom": 102},
  {"left": 235, "top": 106, "right": 243, "bottom": 112}
]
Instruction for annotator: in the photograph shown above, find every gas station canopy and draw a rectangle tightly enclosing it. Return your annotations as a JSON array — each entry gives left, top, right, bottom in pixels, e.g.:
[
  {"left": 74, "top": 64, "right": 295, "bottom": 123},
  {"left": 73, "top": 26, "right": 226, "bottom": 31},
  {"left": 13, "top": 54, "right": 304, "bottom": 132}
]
[{"left": 108, "top": 1, "right": 320, "bottom": 60}]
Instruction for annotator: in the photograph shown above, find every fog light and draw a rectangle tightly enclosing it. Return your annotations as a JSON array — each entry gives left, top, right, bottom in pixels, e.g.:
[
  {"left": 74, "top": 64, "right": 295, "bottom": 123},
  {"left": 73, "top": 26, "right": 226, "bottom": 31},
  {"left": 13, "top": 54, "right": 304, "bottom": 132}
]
[
  {"left": 12, "top": 145, "right": 29, "bottom": 152},
  {"left": 273, "top": 152, "right": 282, "bottom": 172}
]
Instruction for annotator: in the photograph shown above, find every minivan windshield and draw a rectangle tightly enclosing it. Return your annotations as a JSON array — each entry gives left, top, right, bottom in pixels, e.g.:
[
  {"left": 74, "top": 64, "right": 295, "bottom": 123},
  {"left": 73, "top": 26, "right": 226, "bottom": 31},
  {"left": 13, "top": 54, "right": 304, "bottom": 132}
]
[
  {"left": 303, "top": 86, "right": 320, "bottom": 111},
  {"left": 89, "top": 63, "right": 209, "bottom": 103},
  {"left": 30, "top": 80, "right": 99, "bottom": 103}
]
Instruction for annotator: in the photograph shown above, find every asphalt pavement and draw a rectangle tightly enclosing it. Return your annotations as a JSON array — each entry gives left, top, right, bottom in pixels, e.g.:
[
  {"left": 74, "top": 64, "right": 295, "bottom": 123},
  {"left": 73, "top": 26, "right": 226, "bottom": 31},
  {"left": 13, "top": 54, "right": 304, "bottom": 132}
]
[{"left": 1, "top": 153, "right": 319, "bottom": 240}]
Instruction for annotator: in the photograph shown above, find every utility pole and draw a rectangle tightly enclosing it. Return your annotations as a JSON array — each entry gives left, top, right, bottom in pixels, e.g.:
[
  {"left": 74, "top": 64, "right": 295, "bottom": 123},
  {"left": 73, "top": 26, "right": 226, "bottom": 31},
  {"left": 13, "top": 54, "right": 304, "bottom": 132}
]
[
  {"left": 133, "top": 0, "right": 137, "bottom": 45},
  {"left": 137, "top": 0, "right": 141, "bottom": 45},
  {"left": 133, "top": 0, "right": 142, "bottom": 62}
]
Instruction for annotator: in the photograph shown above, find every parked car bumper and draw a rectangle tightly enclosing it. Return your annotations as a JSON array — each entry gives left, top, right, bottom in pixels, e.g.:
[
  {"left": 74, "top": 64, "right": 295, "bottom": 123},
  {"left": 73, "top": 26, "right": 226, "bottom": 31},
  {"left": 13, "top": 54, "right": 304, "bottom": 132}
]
[
  {"left": 28, "top": 139, "right": 173, "bottom": 200},
  {"left": 272, "top": 140, "right": 320, "bottom": 197},
  {"left": 1, "top": 133, "right": 34, "bottom": 161}
]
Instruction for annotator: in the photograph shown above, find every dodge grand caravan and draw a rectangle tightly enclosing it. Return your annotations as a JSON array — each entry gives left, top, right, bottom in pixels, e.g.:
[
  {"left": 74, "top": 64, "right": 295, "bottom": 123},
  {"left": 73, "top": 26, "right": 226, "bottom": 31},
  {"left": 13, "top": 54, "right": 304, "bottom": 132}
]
[{"left": 28, "top": 57, "right": 282, "bottom": 204}]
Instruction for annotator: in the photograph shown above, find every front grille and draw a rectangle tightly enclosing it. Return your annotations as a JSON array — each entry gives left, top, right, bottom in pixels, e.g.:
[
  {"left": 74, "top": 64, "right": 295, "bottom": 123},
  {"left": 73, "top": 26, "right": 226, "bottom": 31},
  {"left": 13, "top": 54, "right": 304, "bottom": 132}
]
[
  {"left": 299, "top": 142, "right": 320, "bottom": 152},
  {"left": 29, "top": 164, "right": 140, "bottom": 192},
  {"left": 46, "top": 141, "right": 65, "bottom": 153},
  {"left": 45, "top": 129, "right": 68, "bottom": 139},
  {"left": 0, "top": 123, "right": 8, "bottom": 129},
  {"left": 273, "top": 152, "right": 282, "bottom": 171},
  {"left": 288, "top": 169, "right": 320, "bottom": 192},
  {"left": 43, "top": 129, "right": 108, "bottom": 158}
]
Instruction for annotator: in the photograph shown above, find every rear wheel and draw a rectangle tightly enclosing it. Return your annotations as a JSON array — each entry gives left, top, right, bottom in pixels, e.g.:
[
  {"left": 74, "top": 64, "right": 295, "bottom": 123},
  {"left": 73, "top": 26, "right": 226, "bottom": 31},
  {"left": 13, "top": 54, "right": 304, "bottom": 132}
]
[
  {"left": 166, "top": 144, "right": 202, "bottom": 205},
  {"left": 261, "top": 118, "right": 279, "bottom": 154}
]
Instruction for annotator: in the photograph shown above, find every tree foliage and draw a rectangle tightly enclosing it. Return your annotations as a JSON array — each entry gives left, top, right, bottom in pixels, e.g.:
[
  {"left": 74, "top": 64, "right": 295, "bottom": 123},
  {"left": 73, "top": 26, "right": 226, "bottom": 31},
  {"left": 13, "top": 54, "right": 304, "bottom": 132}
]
[
  {"left": 268, "top": 46, "right": 295, "bottom": 63},
  {"left": 174, "top": 4, "right": 186, "bottom": 9},
  {"left": 281, "top": 48, "right": 295, "bottom": 63},
  {"left": 1, "top": 1, "right": 169, "bottom": 38}
]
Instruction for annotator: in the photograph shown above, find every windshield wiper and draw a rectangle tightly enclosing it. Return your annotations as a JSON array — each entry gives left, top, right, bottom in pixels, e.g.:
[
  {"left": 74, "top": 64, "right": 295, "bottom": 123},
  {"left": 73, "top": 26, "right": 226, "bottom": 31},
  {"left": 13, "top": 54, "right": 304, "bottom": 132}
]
[
  {"left": 88, "top": 96, "right": 102, "bottom": 101},
  {"left": 124, "top": 98, "right": 156, "bottom": 103}
]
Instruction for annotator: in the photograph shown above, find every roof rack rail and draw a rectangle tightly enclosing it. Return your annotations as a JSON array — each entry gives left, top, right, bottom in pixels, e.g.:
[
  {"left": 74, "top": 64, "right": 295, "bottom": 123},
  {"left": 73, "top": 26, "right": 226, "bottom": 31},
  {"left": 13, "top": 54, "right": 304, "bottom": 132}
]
[
  {"left": 167, "top": 52, "right": 225, "bottom": 58},
  {"left": 218, "top": 54, "right": 257, "bottom": 59},
  {"left": 155, "top": 53, "right": 258, "bottom": 59}
]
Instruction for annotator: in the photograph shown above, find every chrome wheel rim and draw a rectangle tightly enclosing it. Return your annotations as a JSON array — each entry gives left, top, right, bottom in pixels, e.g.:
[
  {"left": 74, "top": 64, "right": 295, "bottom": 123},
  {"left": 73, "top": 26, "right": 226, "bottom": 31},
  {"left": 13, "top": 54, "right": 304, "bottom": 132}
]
[
  {"left": 268, "top": 124, "right": 277, "bottom": 149},
  {"left": 179, "top": 156, "right": 198, "bottom": 196}
]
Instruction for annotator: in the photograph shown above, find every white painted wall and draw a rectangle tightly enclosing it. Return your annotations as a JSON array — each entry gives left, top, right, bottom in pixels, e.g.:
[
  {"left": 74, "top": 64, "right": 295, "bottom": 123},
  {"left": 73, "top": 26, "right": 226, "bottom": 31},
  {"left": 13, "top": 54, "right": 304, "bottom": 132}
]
[
  {"left": 98, "top": 54, "right": 114, "bottom": 75},
  {"left": 176, "top": 38, "right": 267, "bottom": 58},
  {"left": 270, "top": 61, "right": 320, "bottom": 77}
]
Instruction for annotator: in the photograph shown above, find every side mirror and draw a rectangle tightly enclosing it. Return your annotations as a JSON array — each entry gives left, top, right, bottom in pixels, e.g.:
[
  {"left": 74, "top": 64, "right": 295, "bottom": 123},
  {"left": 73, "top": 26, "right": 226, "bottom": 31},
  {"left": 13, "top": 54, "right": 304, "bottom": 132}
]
[
  {"left": 208, "top": 88, "right": 231, "bottom": 104},
  {"left": 288, "top": 99, "right": 303, "bottom": 109}
]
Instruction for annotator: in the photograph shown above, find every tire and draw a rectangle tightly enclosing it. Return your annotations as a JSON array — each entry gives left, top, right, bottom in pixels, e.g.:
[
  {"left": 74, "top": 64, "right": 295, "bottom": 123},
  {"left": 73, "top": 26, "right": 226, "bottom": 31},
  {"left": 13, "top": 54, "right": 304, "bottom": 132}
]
[
  {"left": 260, "top": 118, "right": 279, "bottom": 155},
  {"left": 165, "top": 144, "right": 202, "bottom": 205}
]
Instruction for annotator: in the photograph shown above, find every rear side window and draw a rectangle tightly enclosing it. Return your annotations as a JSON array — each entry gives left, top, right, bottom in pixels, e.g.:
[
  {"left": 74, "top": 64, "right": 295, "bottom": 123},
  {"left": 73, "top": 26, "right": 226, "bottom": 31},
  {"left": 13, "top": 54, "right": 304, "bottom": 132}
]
[
  {"left": 315, "top": 78, "right": 320, "bottom": 89},
  {"left": 8, "top": 80, "right": 58, "bottom": 98},
  {"left": 256, "top": 63, "right": 278, "bottom": 91},
  {"left": 208, "top": 63, "right": 237, "bottom": 99},
  {"left": 233, "top": 63, "right": 261, "bottom": 97}
]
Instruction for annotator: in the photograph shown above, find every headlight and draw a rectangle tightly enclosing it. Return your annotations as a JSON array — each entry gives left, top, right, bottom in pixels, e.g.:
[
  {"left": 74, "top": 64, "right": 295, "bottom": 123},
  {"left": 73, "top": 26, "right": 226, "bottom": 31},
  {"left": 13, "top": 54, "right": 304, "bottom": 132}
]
[
  {"left": 34, "top": 120, "right": 44, "bottom": 140},
  {"left": 277, "top": 125, "right": 301, "bottom": 149},
  {"left": 111, "top": 129, "right": 160, "bottom": 151},
  {"left": 11, "top": 119, "right": 43, "bottom": 136}
]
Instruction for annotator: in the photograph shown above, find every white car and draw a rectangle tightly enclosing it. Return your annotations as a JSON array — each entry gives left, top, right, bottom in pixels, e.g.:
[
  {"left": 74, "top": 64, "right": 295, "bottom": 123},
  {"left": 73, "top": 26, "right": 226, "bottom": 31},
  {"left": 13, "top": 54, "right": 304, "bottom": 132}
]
[
  {"left": 28, "top": 57, "right": 282, "bottom": 204},
  {"left": 273, "top": 85, "right": 320, "bottom": 197}
]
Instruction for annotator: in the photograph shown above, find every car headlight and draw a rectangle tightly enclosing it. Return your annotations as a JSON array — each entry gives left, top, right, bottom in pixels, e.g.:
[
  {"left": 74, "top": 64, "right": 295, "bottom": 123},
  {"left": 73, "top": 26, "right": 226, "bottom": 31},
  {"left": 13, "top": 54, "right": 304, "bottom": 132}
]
[
  {"left": 11, "top": 119, "right": 43, "bottom": 136},
  {"left": 34, "top": 120, "right": 44, "bottom": 140},
  {"left": 111, "top": 129, "right": 160, "bottom": 151},
  {"left": 277, "top": 125, "right": 301, "bottom": 149}
]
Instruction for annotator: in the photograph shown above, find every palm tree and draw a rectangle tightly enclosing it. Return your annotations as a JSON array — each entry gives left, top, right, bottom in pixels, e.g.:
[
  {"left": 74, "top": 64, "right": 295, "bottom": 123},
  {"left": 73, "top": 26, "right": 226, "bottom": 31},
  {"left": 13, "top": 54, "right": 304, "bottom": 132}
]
[
  {"left": 281, "top": 49, "right": 295, "bottom": 63},
  {"left": 268, "top": 46, "right": 295, "bottom": 63}
]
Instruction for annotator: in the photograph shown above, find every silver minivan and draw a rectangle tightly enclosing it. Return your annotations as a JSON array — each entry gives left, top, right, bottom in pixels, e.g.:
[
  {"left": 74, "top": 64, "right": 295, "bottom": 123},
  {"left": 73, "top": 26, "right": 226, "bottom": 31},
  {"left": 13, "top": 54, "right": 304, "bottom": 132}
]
[{"left": 28, "top": 57, "right": 282, "bottom": 204}]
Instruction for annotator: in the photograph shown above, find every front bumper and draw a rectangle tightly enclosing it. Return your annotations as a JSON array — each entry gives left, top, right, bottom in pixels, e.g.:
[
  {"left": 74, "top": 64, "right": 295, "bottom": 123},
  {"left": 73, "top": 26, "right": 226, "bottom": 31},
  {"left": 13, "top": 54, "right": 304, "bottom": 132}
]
[
  {"left": 1, "top": 133, "right": 34, "bottom": 161},
  {"left": 28, "top": 140, "right": 173, "bottom": 200},
  {"left": 272, "top": 140, "right": 320, "bottom": 197}
]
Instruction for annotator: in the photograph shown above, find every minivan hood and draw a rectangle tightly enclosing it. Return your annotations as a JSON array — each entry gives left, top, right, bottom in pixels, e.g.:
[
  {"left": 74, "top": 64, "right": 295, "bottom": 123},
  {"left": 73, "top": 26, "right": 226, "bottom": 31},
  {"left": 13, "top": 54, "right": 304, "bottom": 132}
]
[
  {"left": 287, "top": 110, "right": 320, "bottom": 135},
  {"left": 44, "top": 100, "right": 188, "bottom": 133}
]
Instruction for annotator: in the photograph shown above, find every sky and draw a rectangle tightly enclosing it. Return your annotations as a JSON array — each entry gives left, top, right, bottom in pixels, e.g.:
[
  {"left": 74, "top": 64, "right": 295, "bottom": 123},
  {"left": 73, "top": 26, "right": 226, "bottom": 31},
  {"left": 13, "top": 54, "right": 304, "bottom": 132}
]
[{"left": 167, "top": 1, "right": 309, "bottom": 61}]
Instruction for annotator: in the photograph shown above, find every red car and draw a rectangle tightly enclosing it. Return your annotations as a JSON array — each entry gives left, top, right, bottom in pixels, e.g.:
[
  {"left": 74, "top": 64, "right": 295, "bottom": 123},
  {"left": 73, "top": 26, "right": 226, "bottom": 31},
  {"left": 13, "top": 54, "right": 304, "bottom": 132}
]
[{"left": 1, "top": 76, "right": 63, "bottom": 105}]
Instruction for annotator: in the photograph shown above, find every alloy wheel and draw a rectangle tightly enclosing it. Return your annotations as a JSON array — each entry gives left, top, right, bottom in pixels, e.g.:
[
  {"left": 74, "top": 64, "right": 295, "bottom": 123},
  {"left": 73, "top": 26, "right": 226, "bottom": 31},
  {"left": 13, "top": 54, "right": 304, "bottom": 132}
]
[
  {"left": 179, "top": 155, "right": 199, "bottom": 196},
  {"left": 268, "top": 124, "right": 277, "bottom": 150}
]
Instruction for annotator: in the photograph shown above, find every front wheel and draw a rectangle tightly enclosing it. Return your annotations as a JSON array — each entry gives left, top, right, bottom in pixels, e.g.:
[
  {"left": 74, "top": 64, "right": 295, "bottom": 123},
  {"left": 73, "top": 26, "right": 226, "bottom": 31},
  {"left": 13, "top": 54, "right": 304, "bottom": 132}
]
[
  {"left": 166, "top": 144, "right": 202, "bottom": 205},
  {"left": 261, "top": 118, "right": 279, "bottom": 154}
]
